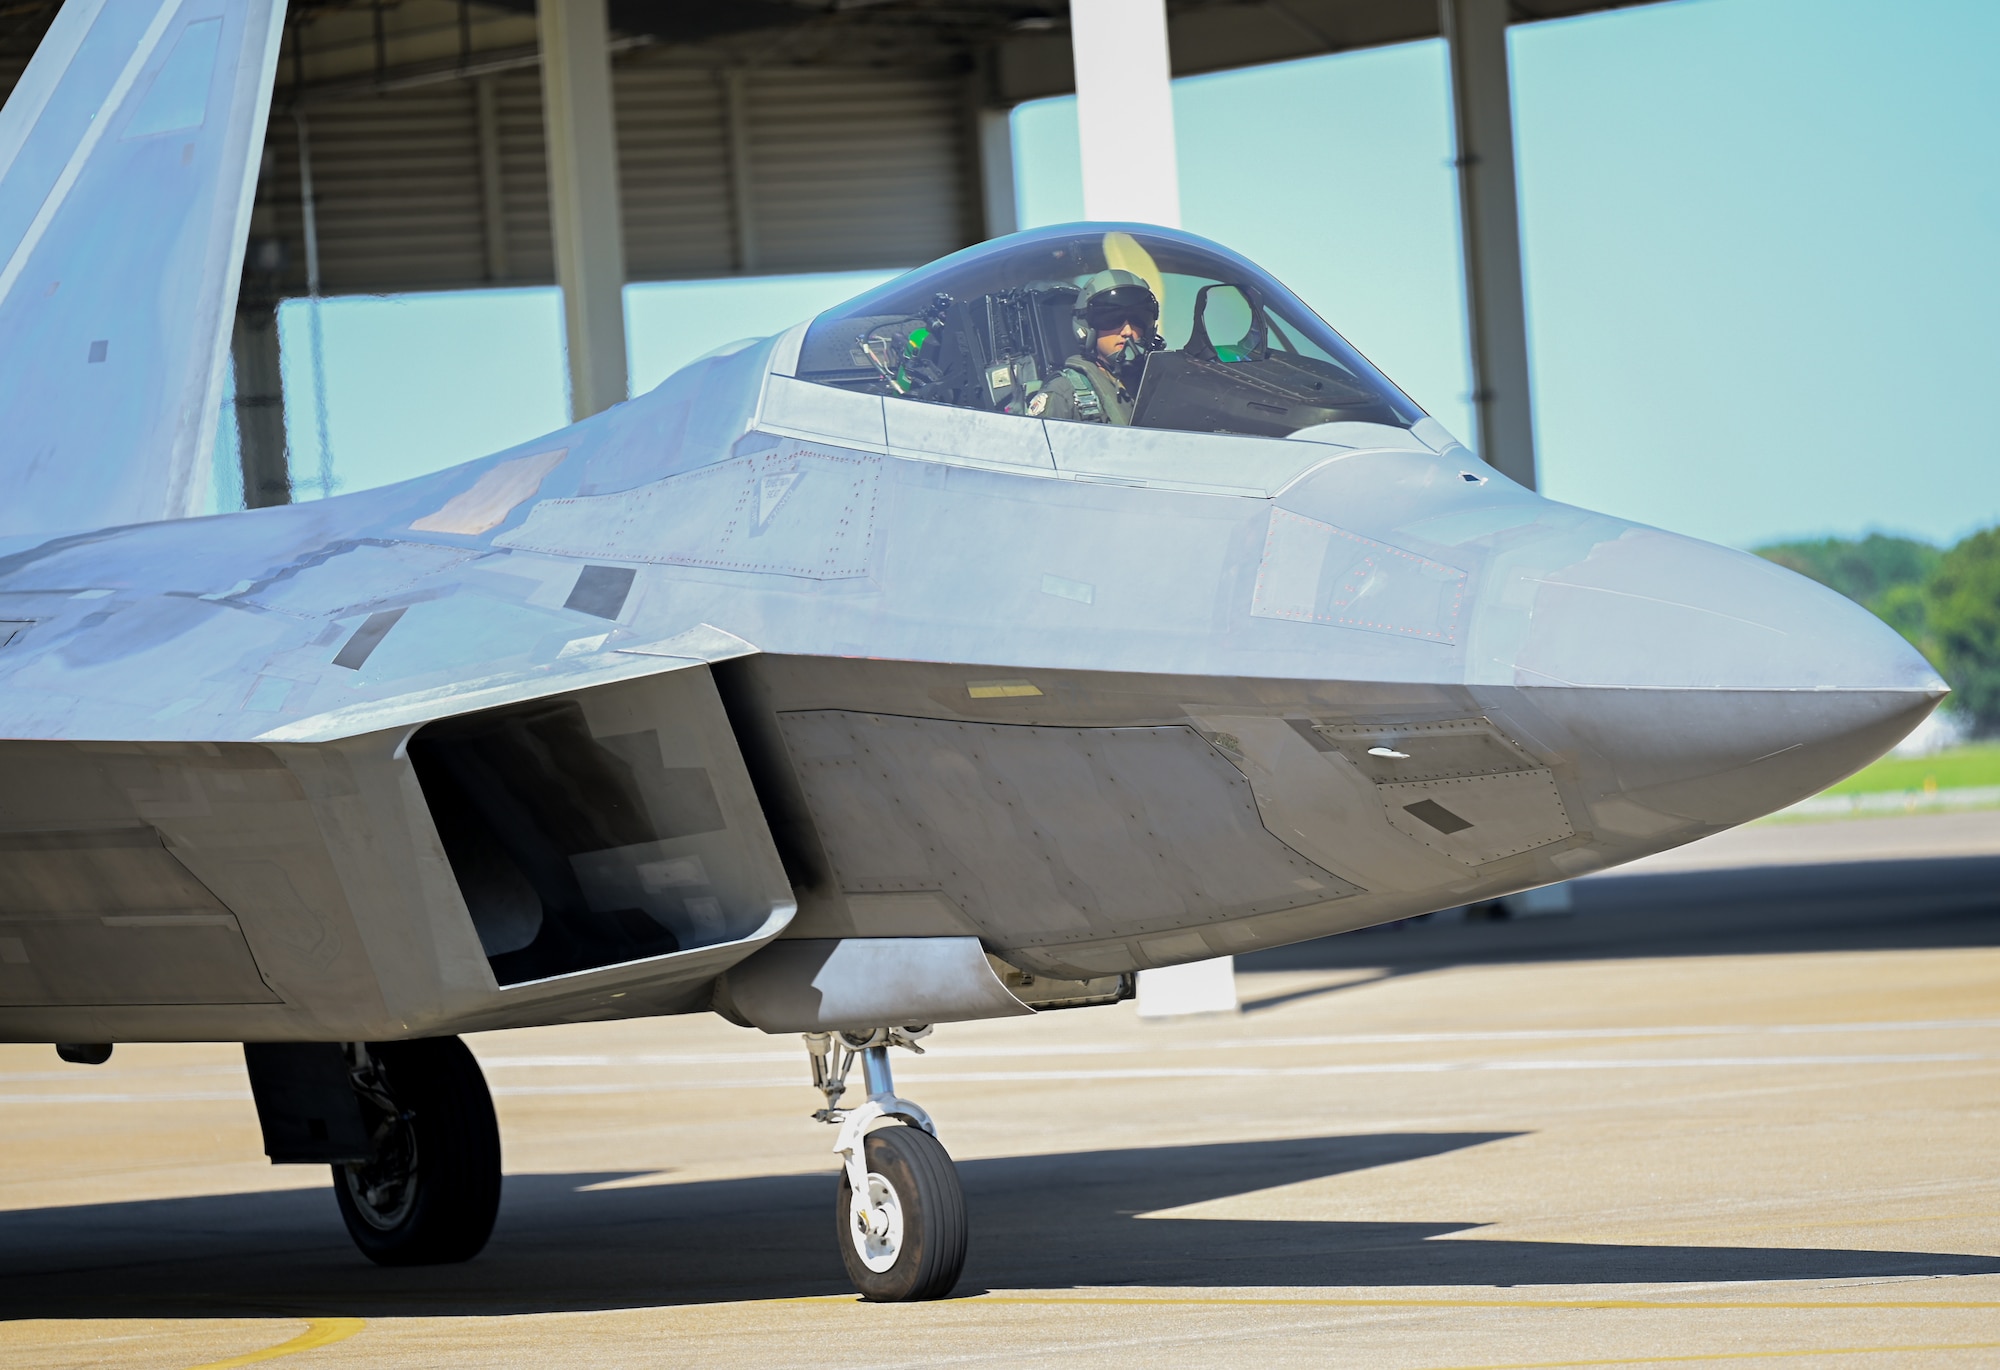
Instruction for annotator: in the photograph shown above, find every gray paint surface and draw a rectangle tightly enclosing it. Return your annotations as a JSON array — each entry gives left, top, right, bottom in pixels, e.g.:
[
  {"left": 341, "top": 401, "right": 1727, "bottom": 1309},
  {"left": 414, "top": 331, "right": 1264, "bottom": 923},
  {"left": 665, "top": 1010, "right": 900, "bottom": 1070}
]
[
  {"left": 719, "top": 936, "right": 1033, "bottom": 1034},
  {"left": 780, "top": 713, "right": 1357, "bottom": 976}
]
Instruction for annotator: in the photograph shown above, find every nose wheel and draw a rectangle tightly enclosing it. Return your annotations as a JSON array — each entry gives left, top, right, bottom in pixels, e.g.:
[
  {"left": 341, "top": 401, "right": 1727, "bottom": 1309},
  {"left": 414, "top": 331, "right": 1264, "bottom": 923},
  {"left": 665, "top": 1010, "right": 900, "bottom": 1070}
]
[
  {"left": 808, "top": 1028, "right": 966, "bottom": 1301},
  {"left": 835, "top": 1120, "right": 966, "bottom": 1300},
  {"left": 332, "top": 1036, "right": 502, "bottom": 1266}
]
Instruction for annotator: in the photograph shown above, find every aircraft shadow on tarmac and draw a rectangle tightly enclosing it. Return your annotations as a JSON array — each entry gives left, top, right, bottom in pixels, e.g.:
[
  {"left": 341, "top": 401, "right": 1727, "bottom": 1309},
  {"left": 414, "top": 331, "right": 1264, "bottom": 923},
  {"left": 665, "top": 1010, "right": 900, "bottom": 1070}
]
[
  {"left": 5, "top": 1131, "right": 1997, "bottom": 1316},
  {"left": 1243, "top": 855, "right": 2000, "bottom": 992}
]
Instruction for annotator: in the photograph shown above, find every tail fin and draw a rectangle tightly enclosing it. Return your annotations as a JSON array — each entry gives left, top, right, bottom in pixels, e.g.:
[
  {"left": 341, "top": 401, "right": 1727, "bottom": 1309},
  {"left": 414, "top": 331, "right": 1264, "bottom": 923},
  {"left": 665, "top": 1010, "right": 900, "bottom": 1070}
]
[{"left": 0, "top": 0, "right": 282, "bottom": 536}]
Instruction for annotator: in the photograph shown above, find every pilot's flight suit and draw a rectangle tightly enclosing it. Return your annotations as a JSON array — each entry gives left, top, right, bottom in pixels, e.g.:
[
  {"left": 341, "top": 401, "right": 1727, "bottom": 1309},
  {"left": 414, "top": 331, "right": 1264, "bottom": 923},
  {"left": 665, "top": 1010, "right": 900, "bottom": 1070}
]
[{"left": 1027, "top": 353, "right": 1135, "bottom": 426}]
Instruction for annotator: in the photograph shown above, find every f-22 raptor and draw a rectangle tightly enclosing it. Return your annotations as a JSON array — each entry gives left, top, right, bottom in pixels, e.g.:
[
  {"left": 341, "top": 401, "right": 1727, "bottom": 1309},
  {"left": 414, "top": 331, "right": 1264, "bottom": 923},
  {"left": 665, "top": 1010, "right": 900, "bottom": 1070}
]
[{"left": 0, "top": 0, "right": 1939, "bottom": 1299}]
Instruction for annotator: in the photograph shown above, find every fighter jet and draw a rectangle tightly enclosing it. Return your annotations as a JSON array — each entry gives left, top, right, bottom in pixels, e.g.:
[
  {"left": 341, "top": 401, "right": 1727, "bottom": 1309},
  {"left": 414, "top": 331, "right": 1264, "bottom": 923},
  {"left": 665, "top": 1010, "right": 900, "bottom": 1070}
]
[{"left": 0, "top": 0, "right": 1942, "bottom": 1302}]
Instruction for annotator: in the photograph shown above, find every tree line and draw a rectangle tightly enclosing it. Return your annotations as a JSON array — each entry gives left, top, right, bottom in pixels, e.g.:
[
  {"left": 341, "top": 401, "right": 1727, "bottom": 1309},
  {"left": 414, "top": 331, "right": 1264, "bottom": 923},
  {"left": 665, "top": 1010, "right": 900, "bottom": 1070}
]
[{"left": 1757, "top": 530, "right": 2000, "bottom": 731}]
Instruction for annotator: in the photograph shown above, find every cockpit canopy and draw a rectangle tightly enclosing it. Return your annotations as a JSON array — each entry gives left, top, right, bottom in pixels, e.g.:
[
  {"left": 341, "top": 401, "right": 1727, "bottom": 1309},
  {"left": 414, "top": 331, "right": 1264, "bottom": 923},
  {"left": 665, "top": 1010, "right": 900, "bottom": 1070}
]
[{"left": 797, "top": 224, "right": 1425, "bottom": 440}]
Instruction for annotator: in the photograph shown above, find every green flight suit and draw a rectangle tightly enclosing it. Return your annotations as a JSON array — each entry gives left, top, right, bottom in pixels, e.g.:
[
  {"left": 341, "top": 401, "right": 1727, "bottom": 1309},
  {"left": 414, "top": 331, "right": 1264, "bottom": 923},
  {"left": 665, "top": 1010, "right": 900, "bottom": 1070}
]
[{"left": 1028, "top": 353, "right": 1135, "bottom": 426}]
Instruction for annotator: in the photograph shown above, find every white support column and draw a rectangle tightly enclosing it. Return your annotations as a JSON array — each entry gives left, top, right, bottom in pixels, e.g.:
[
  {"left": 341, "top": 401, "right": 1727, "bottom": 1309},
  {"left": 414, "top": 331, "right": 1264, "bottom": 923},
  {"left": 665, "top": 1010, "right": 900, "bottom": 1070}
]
[
  {"left": 475, "top": 76, "right": 511, "bottom": 281},
  {"left": 1069, "top": 0, "right": 1181, "bottom": 227},
  {"left": 293, "top": 112, "right": 335, "bottom": 501},
  {"left": 721, "top": 68, "right": 758, "bottom": 274},
  {"left": 537, "top": 0, "right": 627, "bottom": 420},
  {"left": 230, "top": 295, "right": 290, "bottom": 508},
  {"left": 1440, "top": 0, "right": 1537, "bottom": 489},
  {"left": 976, "top": 107, "right": 1017, "bottom": 239},
  {"left": 1070, "top": 0, "right": 1233, "bottom": 1016}
]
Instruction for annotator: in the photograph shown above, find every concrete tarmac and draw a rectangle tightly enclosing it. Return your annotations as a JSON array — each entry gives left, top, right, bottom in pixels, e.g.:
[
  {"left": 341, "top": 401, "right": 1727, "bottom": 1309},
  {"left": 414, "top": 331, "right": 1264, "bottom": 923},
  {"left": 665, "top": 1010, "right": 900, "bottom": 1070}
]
[{"left": 4, "top": 813, "right": 2000, "bottom": 1368}]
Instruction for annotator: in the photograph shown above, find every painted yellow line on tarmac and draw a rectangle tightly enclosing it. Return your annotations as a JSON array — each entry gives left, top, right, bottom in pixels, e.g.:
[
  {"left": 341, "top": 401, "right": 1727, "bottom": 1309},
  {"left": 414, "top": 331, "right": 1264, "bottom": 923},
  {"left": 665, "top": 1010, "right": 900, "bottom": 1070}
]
[
  {"left": 1418, "top": 1342, "right": 2000, "bottom": 1369},
  {"left": 183, "top": 1318, "right": 364, "bottom": 1370}
]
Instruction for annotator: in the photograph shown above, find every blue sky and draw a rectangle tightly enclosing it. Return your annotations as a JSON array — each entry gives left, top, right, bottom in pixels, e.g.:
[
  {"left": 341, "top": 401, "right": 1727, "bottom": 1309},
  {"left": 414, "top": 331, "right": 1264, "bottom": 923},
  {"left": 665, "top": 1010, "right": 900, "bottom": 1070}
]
[{"left": 230, "top": 0, "right": 2000, "bottom": 552}]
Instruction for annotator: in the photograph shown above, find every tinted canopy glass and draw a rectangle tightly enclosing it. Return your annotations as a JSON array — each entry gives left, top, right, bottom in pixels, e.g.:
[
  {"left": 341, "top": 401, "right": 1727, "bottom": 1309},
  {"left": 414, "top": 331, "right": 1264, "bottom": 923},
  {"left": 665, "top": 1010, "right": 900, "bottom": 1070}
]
[{"left": 797, "top": 224, "right": 1425, "bottom": 439}]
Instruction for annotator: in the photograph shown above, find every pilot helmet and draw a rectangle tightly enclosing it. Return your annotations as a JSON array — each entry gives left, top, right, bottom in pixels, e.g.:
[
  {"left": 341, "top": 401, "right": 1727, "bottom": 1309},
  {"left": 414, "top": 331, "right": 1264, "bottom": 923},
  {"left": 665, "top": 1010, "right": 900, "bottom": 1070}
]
[{"left": 1075, "top": 269, "right": 1160, "bottom": 343}]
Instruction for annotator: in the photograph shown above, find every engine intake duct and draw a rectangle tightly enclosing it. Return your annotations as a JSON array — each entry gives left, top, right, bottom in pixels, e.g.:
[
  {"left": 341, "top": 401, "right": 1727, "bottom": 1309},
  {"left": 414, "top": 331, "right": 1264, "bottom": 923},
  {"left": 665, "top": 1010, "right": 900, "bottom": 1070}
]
[{"left": 408, "top": 695, "right": 751, "bottom": 985}]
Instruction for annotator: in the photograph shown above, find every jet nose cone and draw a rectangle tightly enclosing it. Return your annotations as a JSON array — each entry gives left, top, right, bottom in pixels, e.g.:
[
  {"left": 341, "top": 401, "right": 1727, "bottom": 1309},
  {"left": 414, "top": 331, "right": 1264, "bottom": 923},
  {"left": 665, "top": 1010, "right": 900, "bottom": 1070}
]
[
  {"left": 1514, "top": 525, "right": 1942, "bottom": 695},
  {"left": 1504, "top": 525, "right": 1945, "bottom": 829}
]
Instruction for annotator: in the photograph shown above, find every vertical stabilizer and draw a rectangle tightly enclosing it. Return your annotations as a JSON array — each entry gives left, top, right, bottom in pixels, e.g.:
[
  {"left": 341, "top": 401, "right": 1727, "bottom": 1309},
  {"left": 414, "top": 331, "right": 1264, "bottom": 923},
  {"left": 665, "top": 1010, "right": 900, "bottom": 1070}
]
[{"left": 0, "top": 0, "right": 283, "bottom": 535}]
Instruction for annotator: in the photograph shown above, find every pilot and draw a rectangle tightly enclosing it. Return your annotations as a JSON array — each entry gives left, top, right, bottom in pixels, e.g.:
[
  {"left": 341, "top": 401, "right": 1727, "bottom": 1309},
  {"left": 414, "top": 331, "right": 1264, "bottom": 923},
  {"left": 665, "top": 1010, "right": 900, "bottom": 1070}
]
[{"left": 1027, "top": 269, "right": 1161, "bottom": 425}]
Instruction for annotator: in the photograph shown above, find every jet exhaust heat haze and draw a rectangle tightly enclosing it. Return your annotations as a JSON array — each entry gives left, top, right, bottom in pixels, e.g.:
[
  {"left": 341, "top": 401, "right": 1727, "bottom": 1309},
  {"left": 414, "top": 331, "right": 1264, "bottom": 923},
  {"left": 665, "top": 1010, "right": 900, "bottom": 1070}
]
[{"left": 0, "top": 0, "right": 1942, "bottom": 1300}]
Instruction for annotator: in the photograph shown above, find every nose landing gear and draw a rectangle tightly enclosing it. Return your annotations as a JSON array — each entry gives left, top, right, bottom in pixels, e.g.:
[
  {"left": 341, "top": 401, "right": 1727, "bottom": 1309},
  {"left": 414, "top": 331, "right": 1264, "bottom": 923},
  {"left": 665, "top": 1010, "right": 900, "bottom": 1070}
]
[{"left": 807, "top": 1028, "right": 966, "bottom": 1301}]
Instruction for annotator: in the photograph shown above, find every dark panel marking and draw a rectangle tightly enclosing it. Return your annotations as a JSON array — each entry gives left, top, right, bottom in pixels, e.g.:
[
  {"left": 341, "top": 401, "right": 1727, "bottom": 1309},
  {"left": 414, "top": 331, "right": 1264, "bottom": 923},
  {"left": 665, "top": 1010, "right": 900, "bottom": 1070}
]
[
  {"left": 1404, "top": 799, "right": 1474, "bottom": 835},
  {"left": 565, "top": 565, "right": 636, "bottom": 620},
  {"left": 0, "top": 827, "right": 161, "bottom": 855},
  {"left": 332, "top": 607, "right": 407, "bottom": 669},
  {"left": 0, "top": 826, "right": 279, "bottom": 1006},
  {"left": 1285, "top": 717, "right": 1334, "bottom": 752}
]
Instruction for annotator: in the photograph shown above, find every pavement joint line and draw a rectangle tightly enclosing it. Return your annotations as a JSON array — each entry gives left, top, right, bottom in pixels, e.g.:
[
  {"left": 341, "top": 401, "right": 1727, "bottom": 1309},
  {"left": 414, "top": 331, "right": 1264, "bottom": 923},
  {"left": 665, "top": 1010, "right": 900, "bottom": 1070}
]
[
  {"left": 15, "top": 1056, "right": 2000, "bottom": 1104},
  {"left": 467, "top": 1018, "right": 2000, "bottom": 1068},
  {"left": 482, "top": 1053, "right": 1992, "bottom": 1093},
  {"left": 949, "top": 1296, "right": 2000, "bottom": 1310},
  {"left": 178, "top": 1317, "right": 364, "bottom": 1370},
  {"left": 1410, "top": 1342, "right": 2000, "bottom": 1369},
  {"left": 7, "top": 1051, "right": 1992, "bottom": 1103},
  {"left": 739, "top": 1294, "right": 2000, "bottom": 1312}
]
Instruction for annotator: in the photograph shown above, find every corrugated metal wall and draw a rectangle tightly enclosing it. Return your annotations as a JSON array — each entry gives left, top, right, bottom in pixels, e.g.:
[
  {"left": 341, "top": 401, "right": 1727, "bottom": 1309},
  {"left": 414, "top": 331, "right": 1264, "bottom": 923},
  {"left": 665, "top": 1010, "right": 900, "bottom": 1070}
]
[
  {"left": 256, "top": 61, "right": 978, "bottom": 297},
  {"left": 616, "top": 68, "right": 735, "bottom": 280},
  {"left": 744, "top": 67, "right": 972, "bottom": 275},
  {"left": 291, "top": 84, "right": 492, "bottom": 291}
]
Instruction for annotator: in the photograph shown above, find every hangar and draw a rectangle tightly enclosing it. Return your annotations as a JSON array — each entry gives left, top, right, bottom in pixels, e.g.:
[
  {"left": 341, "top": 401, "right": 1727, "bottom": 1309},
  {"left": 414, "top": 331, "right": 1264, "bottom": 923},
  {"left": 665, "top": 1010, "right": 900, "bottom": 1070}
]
[{"left": 0, "top": 0, "right": 1668, "bottom": 503}]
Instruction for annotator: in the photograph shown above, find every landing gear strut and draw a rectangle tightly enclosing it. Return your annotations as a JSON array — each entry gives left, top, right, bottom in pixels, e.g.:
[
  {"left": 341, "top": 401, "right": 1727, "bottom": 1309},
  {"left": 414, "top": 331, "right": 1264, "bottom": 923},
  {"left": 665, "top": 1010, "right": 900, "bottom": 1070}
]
[
  {"left": 332, "top": 1037, "right": 502, "bottom": 1265},
  {"left": 807, "top": 1028, "right": 966, "bottom": 1301}
]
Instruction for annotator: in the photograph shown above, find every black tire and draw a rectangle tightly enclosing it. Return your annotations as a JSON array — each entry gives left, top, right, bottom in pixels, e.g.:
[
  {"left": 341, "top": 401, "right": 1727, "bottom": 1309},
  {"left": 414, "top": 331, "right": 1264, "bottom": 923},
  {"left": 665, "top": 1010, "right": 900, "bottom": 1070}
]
[
  {"left": 331, "top": 1036, "right": 502, "bottom": 1266},
  {"left": 834, "top": 1123, "right": 967, "bottom": 1301}
]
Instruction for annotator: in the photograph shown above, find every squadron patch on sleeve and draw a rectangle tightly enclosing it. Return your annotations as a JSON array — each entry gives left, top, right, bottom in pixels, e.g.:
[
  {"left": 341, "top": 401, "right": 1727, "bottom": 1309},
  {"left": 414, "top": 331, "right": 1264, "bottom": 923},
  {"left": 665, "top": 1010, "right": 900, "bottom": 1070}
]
[{"left": 1026, "top": 391, "right": 1049, "bottom": 416}]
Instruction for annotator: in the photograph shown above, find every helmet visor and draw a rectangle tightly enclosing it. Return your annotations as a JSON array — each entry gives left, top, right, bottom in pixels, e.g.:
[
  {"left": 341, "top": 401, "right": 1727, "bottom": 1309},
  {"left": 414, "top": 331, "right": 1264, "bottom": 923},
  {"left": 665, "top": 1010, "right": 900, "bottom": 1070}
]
[{"left": 1083, "top": 285, "right": 1159, "bottom": 333}]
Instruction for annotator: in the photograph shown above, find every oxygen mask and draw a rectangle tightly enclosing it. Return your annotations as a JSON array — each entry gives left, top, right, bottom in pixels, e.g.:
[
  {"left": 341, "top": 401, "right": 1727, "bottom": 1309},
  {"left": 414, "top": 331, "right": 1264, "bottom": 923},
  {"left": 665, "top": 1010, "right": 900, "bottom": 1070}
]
[{"left": 1113, "top": 334, "right": 1153, "bottom": 384}]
